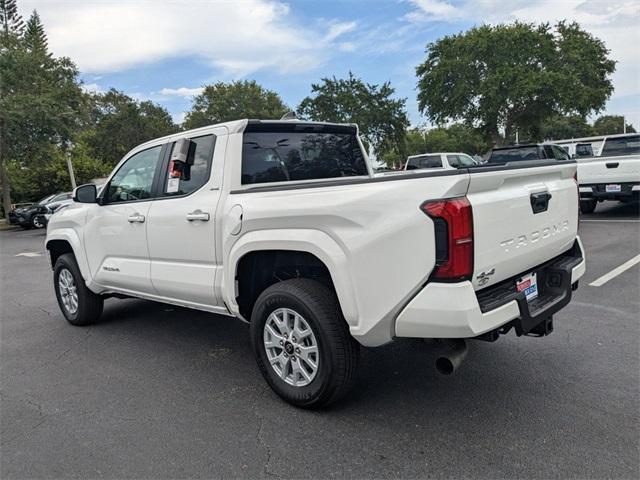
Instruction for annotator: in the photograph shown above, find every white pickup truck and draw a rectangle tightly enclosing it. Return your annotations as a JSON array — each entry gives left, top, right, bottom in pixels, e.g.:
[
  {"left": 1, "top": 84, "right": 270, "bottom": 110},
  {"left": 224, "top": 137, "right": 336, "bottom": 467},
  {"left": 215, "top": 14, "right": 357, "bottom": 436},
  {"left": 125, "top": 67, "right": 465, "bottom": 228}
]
[
  {"left": 576, "top": 133, "right": 640, "bottom": 213},
  {"left": 405, "top": 152, "right": 477, "bottom": 170},
  {"left": 46, "top": 120, "right": 586, "bottom": 407}
]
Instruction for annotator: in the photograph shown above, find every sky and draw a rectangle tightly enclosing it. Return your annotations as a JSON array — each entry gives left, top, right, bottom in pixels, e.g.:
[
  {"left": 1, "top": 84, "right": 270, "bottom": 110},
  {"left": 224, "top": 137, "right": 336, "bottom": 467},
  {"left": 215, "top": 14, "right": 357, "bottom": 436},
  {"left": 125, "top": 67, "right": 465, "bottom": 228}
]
[{"left": 19, "top": 0, "right": 640, "bottom": 129}]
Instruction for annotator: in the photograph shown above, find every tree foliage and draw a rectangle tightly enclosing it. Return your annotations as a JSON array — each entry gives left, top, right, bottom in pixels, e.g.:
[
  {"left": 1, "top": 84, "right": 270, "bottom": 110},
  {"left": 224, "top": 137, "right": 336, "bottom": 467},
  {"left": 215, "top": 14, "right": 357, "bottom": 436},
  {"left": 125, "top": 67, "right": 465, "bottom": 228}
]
[
  {"left": 184, "top": 80, "right": 288, "bottom": 129},
  {"left": 416, "top": 22, "right": 616, "bottom": 144},
  {"left": 0, "top": 0, "right": 23, "bottom": 35},
  {"left": 592, "top": 115, "right": 636, "bottom": 136},
  {"left": 84, "top": 89, "right": 176, "bottom": 168},
  {"left": 298, "top": 71, "right": 409, "bottom": 158},
  {"left": 0, "top": 6, "right": 85, "bottom": 214},
  {"left": 380, "top": 124, "right": 490, "bottom": 167}
]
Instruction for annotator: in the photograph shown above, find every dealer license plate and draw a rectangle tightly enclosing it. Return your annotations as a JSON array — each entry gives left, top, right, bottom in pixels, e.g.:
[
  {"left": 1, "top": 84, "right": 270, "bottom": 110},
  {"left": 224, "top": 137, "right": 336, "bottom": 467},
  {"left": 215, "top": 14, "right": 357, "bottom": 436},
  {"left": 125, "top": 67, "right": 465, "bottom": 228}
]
[
  {"left": 605, "top": 184, "right": 621, "bottom": 192},
  {"left": 516, "top": 272, "right": 538, "bottom": 302}
]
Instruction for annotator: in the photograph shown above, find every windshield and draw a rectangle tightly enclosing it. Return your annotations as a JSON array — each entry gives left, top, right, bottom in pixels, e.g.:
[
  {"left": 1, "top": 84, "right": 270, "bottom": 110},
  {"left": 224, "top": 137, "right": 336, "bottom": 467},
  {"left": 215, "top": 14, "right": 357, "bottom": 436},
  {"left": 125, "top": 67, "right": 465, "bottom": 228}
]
[
  {"left": 489, "top": 146, "right": 540, "bottom": 163},
  {"left": 37, "top": 194, "right": 55, "bottom": 205},
  {"left": 600, "top": 135, "right": 640, "bottom": 157},
  {"left": 242, "top": 129, "right": 368, "bottom": 184}
]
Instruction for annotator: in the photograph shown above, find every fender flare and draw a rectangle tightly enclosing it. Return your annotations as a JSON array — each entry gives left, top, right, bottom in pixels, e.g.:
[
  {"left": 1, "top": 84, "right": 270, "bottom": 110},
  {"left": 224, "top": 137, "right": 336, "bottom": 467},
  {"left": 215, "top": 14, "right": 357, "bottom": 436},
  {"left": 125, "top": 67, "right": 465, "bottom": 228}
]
[
  {"left": 224, "top": 229, "right": 359, "bottom": 327},
  {"left": 45, "top": 228, "right": 91, "bottom": 282}
]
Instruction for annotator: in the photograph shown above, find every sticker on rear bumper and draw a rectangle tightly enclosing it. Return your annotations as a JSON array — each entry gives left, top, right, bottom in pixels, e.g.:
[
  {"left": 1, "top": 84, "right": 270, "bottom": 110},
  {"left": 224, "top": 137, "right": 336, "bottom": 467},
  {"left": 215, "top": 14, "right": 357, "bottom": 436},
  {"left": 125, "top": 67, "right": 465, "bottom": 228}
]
[{"left": 516, "top": 272, "right": 538, "bottom": 302}]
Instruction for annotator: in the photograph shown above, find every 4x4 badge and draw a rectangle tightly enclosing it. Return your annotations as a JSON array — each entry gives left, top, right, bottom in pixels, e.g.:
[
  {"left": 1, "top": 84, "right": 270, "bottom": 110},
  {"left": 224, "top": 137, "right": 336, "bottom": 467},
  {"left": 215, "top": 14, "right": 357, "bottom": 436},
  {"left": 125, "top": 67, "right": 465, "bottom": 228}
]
[{"left": 477, "top": 268, "right": 495, "bottom": 286}]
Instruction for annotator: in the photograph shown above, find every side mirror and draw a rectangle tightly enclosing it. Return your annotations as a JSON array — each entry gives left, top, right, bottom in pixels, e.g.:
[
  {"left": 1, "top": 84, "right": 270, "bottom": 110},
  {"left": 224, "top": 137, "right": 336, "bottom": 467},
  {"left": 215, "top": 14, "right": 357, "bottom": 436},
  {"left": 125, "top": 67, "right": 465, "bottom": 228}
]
[{"left": 73, "top": 184, "right": 97, "bottom": 203}]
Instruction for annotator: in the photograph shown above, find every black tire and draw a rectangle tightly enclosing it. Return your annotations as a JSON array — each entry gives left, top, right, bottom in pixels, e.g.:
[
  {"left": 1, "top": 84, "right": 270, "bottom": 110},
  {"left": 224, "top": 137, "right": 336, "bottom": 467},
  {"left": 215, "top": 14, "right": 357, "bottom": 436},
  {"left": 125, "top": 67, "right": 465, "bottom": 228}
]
[
  {"left": 580, "top": 199, "right": 597, "bottom": 214},
  {"left": 31, "top": 214, "right": 45, "bottom": 229},
  {"left": 250, "top": 278, "right": 359, "bottom": 408},
  {"left": 53, "top": 253, "right": 103, "bottom": 326}
]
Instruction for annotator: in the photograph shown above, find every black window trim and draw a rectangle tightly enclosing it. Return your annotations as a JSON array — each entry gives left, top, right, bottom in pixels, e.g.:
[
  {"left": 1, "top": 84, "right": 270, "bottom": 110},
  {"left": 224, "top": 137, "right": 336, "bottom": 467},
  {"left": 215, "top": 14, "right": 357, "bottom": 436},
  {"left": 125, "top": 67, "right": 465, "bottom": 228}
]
[
  {"left": 99, "top": 144, "right": 168, "bottom": 206},
  {"left": 153, "top": 133, "right": 217, "bottom": 202}
]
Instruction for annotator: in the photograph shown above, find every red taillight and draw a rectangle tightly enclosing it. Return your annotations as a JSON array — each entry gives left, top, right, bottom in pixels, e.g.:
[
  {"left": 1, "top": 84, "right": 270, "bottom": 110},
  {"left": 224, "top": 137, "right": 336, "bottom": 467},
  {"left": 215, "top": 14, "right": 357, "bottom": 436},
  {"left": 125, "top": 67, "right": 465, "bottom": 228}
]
[{"left": 420, "top": 197, "right": 474, "bottom": 281}]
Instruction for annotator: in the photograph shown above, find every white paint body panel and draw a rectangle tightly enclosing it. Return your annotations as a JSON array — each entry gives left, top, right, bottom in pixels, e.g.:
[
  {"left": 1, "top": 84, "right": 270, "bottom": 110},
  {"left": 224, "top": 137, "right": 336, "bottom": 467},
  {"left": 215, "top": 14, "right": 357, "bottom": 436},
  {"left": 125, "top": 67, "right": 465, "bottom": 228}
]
[
  {"left": 46, "top": 119, "right": 584, "bottom": 348},
  {"left": 577, "top": 154, "right": 640, "bottom": 185}
]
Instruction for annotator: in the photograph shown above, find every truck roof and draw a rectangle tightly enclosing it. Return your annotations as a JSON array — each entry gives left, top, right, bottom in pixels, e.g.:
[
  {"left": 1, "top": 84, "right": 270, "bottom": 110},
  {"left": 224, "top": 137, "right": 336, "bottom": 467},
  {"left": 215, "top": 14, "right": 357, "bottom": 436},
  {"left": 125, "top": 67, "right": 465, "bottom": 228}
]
[{"left": 135, "top": 119, "right": 359, "bottom": 150}]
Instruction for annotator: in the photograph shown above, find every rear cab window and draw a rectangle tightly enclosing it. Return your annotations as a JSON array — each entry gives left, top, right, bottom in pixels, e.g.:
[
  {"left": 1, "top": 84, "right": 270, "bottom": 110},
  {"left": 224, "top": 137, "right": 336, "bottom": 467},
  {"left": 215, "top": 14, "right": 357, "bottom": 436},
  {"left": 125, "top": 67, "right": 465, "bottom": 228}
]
[
  {"left": 406, "top": 155, "right": 442, "bottom": 170},
  {"left": 600, "top": 135, "right": 640, "bottom": 157},
  {"left": 489, "top": 146, "right": 541, "bottom": 163},
  {"left": 241, "top": 123, "right": 368, "bottom": 185}
]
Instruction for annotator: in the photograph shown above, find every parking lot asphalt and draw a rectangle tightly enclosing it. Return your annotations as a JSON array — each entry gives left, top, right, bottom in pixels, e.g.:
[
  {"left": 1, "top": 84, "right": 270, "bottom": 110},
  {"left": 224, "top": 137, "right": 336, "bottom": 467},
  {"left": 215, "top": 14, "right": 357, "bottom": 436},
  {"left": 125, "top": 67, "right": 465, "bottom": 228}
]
[{"left": 1, "top": 202, "right": 639, "bottom": 479}]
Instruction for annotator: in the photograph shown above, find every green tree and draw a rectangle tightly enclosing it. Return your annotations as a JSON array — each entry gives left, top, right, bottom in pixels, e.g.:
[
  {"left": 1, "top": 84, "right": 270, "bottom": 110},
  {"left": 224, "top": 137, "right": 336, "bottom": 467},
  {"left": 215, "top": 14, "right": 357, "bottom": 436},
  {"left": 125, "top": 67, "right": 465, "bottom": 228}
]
[
  {"left": 84, "top": 89, "right": 176, "bottom": 167},
  {"left": 381, "top": 124, "right": 490, "bottom": 167},
  {"left": 0, "top": 0, "right": 23, "bottom": 35},
  {"left": 541, "top": 115, "right": 594, "bottom": 141},
  {"left": 1, "top": 6, "right": 85, "bottom": 216},
  {"left": 416, "top": 22, "right": 615, "bottom": 144},
  {"left": 23, "top": 10, "right": 48, "bottom": 57},
  {"left": 592, "top": 115, "right": 636, "bottom": 136},
  {"left": 184, "top": 80, "right": 288, "bottom": 129},
  {"left": 298, "top": 72, "right": 409, "bottom": 158}
]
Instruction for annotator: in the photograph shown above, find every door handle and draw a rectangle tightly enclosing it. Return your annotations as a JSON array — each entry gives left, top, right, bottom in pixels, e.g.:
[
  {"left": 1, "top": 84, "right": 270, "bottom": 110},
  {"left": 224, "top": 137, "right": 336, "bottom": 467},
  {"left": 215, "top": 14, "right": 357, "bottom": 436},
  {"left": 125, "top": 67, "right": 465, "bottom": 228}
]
[
  {"left": 127, "top": 213, "right": 145, "bottom": 223},
  {"left": 606, "top": 162, "right": 619, "bottom": 169},
  {"left": 186, "top": 210, "right": 210, "bottom": 222}
]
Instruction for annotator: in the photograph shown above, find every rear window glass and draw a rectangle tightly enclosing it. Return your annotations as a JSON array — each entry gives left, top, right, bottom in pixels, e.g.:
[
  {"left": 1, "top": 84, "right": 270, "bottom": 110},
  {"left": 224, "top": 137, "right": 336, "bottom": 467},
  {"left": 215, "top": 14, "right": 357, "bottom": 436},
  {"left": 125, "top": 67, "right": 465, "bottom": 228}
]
[
  {"left": 575, "top": 144, "right": 594, "bottom": 157},
  {"left": 241, "top": 130, "right": 368, "bottom": 185},
  {"left": 600, "top": 135, "right": 640, "bottom": 157},
  {"left": 489, "top": 146, "right": 540, "bottom": 163},
  {"left": 406, "top": 155, "right": 442, "bottom": 169}
]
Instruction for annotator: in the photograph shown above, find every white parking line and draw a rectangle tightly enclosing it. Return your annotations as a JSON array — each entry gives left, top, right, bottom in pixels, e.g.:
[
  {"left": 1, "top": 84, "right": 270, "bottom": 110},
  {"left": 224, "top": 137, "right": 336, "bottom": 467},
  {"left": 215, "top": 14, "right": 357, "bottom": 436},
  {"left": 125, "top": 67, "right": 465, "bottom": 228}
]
[
  {"left": 580, "top": 219, "right": 640, "bottom": 223},
  {"left": 589, "top": 254, "right": 640, "bottom": 287}
]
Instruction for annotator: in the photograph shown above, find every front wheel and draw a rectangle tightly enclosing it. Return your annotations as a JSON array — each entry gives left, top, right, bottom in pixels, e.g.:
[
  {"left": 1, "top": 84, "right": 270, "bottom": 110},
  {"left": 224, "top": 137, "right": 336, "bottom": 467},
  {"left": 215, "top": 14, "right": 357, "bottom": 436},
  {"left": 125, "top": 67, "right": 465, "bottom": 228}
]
[
  {"left": 54, "top": 253, "right": 103, "bottom": 326},
  {"left": 31, "top": 214, "right": 46, "bottom": 229},
  {"left": 250, "top": 278, "right": 359, "bottom": 408},
  {"left": 580, "top": 199, "right": 597, "bottom": 214}
]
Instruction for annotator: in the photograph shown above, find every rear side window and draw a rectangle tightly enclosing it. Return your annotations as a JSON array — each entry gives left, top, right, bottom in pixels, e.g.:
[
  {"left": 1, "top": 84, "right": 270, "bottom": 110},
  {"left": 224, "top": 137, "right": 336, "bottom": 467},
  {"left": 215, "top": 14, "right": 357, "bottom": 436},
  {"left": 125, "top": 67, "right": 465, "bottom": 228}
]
[
  {"left": 489, "top": 147, "right": 540, "bottom": 163},
  {"left": 600, "top": 135, "right": 640, "bottom": 157},
  {"left": 242, "top": 129, "right": 367, "bottom": 185},
  {"left": 163, "top": 135, "right": 216, "bottom": 196},
  {"left": 406, "top": 155, "right": 442, "bottom": 169}
]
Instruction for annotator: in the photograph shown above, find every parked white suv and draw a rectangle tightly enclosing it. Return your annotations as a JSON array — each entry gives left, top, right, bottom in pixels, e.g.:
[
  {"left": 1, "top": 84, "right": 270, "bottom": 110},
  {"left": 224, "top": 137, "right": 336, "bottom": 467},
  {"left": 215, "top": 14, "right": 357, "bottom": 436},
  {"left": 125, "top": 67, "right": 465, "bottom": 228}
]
[{"left": 46, "top": 120, "right": 586, "bottom": 407}]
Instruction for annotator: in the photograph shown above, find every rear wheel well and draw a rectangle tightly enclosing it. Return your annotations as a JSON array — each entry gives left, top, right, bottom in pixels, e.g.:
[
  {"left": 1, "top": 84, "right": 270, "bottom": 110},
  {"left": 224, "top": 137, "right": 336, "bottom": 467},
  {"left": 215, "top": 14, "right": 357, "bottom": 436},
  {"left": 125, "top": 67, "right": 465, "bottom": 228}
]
[
  {"left": 46, "top": 240, "right": 74, "bottom": 269},
  {"left": 236, "top": 250, "right": 335, "bottom": 320}
]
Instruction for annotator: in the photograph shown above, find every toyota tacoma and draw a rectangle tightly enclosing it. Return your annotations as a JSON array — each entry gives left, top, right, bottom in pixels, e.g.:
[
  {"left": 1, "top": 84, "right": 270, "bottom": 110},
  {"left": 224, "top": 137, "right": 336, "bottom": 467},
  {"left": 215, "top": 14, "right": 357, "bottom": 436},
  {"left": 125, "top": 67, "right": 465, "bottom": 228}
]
[{"left": 45, "top": 120, "right": 586, "bottom": 407}]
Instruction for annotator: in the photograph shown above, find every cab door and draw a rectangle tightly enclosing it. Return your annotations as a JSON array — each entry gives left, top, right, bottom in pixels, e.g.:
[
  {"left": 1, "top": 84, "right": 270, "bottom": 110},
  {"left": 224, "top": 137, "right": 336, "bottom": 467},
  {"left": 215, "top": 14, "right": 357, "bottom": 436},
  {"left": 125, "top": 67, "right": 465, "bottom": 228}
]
[
  {"left": 84, "top": 145, "right": 165, "bottom": 294},
  {"left": 146, "top": 132, "right": 224, "bottom": 307}
]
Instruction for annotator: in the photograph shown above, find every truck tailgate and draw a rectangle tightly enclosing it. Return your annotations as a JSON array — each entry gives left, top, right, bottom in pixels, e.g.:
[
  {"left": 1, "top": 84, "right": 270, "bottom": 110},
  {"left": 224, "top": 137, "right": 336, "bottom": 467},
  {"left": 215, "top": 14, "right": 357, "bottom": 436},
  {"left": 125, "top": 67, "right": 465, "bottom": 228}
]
[
  {"left": 466, "top": 162, "right": 578, "bottom": 290},
  {"left": 577, "top": 155, "right": 640, "bottom": 185}
]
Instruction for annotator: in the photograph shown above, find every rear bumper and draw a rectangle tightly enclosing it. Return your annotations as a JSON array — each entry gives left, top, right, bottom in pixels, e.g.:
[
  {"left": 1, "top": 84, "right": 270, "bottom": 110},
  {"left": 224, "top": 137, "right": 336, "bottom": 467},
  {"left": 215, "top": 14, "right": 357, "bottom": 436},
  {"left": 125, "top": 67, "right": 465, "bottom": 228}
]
[
  {"left": 579, "top": 183, "right": 640, "bottom": 201},
  {"left": 395, "top": 237, "right": 586, "bottom": 339}
]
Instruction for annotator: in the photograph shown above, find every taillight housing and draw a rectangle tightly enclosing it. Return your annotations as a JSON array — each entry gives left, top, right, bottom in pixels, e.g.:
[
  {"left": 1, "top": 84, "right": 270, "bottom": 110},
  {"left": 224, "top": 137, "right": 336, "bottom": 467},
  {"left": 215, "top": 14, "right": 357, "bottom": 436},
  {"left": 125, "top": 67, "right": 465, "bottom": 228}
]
[{"left": 420, "top": 197, "right": 474, "bottom": 281}]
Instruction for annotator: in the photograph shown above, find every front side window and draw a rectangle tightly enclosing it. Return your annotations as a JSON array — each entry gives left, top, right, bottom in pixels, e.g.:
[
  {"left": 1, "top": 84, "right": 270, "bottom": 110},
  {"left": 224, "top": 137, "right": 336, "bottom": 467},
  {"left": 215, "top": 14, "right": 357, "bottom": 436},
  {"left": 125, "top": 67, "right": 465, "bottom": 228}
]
[
  {"left": 600, "top": 135, "right": 640, "bottom": 157},
  {"left": 406, "top": 155, "right": 442, "bottom": 169},
  {"left": 163, "top": 135, "right": 216, "bottom": 196},
  {"left": 551, "top": 145, "right": 570, "bottom": 160},
  {"left": 242, "top": 129, "right": 368, "bottom": 185},
  {"left": 106, "top": 146, "right": 162, "bottom": 203},
  {"left": 446, "top": 154, "right": 476, "bottom": 168}
]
